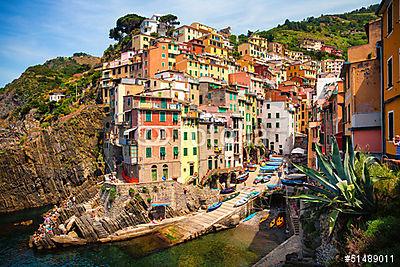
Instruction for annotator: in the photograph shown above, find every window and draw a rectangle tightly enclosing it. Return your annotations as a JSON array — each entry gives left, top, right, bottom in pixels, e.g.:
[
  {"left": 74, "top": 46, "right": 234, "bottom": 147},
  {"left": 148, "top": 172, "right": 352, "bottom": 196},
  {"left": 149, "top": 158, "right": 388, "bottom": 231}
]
[
  {"left": 276, "top": 113, "right": 280, "bottom": 118},
  {"left": 151, "top": 165, "right": 157, "bottom": 181},
  {"left": 214, "top": 126, "right": 218, "bottom": 133},
  {"left": 146, "top": 129, "right": 152, "bottom": 140},
  {"left": 192, "top": 132, "right": 196, "bottom": 140},
  {"left": 207, "top": 139, "right": 211, "bottom": 149},
  {"left": 173, "top": 112, "right": 178, "bottom": 124},
  {"left": 388, "top": 111, "right": 394, "bottom": 140},
  {"left": 162, "top": 164, "right": 168, "bottom": 179},
  {"left": 214, "top": 139, "right": 218, "bottom": 146},
  {"left": 276, "top": 122, "right": 280, "bottom": 128},
  {"left": 160, "top": 129, "right": 166, "bottom": 140},
  {"left": 267, "top": 123, "right": 272, "bottom": 128},
  {"left": 160, "top": 111, "right": 166, "bottom": 122},
  {"left": 162, "top": 53, "right": 166, "bottom": 58},
  {"left": 146, "top": 147, "right": 152, "bottom": 158},
  {"left": 184, "top": 132, "right": 188, "bottom": 140},
  {"left": 387, "top": 3, "right": 393, "bottom": 35},
  {"left": 275, "top": 134, "right": 279, "bottom": 142},
  {"left": 183, "top": 148, "right": 188, "bottom": 156},
  {"left": 173, "top": 129, "right": 178, "bottom": 141},
  {"left": 267, "top": 113, "right": 271, "bottom": 119},
  {"left": 173, "top": 147, "right": 179, "bottom": 159},
  {"left": 267, "top": 103, "right": 270, "bottom": 109},
  {"left": 160, "top": 147, "right": 166, "bottom": 159},
  {"left": 189, "top": 163, "right": 194, "bottom": 176},
  {"left": 387, "top": 57, "right": 393, "bottom": 88},
  {"left": 208, "top": 158, "right": 213, "bottom": 170},
  {"left": 145, "top": 111, "right": 152, "bottom": 122},
  {"left": 193, "top": 147, "right": 197, "bottom": 155}
]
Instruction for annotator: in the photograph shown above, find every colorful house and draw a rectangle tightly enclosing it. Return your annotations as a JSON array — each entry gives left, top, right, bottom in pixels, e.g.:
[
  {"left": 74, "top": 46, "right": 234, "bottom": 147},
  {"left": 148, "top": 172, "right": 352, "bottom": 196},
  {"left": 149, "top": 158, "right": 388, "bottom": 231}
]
[{"left": 377, "top": 0, "right": 400, "bottom": 158}]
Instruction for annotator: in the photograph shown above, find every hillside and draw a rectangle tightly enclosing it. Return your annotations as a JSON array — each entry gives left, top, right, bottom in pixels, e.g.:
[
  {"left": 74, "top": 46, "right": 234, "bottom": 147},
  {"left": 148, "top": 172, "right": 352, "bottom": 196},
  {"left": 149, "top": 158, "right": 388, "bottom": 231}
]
[
  {"left": 257, "top": 4, "right": 379, "bottom": 59},
  {"left": 0, "top": 54, "right": 106, "bottom": 213}
]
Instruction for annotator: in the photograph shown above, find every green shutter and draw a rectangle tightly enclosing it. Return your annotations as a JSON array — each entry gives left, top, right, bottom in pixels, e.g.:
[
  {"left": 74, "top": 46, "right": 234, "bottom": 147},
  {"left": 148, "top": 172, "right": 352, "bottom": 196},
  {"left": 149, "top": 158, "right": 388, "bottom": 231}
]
[
  {"left": 160, "top": 147, "right": 166, "bottom": 157},
  {"left": 184, "top": 132, "right": 188, "bottom": 140},
  {"left": 160, "top": 112, "right": 166, "bottom": 122},
  {"left": 146, "top": 148, "right": 152, "bottom": 158},
  {"left": 173, "top": 113, "right": 178, "bottom": 122},
  {"left": 193, "top": 147, "right": 197, "bottom": 155},
  {"left": 183, "top": 148, "right": 188, "bottom": 156},
  {"left": 146, "top": 111, "right": 152, "bottom": 122},
  {"left": 192, "top": 132, "right": 196, "bottom": 140},
  {"left": 173, "top": 146, "right": 179, "bottom": 155}
]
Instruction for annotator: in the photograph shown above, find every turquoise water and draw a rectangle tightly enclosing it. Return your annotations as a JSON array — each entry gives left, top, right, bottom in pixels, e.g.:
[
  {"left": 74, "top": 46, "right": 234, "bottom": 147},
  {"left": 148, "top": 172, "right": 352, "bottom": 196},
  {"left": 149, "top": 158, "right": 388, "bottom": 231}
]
[{"left": 0, "top": 207, "right": 285, "bottom": 267}]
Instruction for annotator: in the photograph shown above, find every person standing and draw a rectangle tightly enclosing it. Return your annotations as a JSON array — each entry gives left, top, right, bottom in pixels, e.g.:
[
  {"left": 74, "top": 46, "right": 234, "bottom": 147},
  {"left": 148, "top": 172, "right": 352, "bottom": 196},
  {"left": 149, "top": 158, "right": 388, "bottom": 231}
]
[{"left": 393, "top": 135, "right": 400, "bottom": 160}]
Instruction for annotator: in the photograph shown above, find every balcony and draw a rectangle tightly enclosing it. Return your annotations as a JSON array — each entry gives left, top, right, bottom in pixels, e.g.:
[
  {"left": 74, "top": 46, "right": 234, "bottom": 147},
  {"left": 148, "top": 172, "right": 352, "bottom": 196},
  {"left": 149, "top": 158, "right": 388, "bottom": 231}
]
[
  {"left": 131, "top": 101, "right": 181, "bottom": 110},
  {"left": 214, "top": 147, "right": 222, "bottom": 154}
]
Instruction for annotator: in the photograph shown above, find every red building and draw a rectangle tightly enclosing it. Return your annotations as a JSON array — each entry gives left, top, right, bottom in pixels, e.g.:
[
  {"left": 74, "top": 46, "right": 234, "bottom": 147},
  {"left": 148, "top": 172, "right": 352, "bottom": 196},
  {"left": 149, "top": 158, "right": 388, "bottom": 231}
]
[{"left": 122, "top": 95, "right": 182, "bottom": 183}]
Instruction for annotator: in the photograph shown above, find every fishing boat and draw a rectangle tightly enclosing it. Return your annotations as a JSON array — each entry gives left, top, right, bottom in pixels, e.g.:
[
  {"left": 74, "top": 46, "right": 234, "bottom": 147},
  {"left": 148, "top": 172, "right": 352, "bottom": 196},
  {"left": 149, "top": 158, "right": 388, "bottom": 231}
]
[
  {"left": 276, "top": 216, "right": 284, "bottom": 228},
  {"left": 269, "top": 156, "right": 283, "bottom": 162},
  {"left": 246, "top": 191, "right": 260, "bottom": 199},
  {"left": 243, "top": 212, "right": 257, "bottom": 222},
  {"left": 265, "top": 161, "right": 282, "bottom": 166},
  {"left": 269, "top": 218, "right": 276, "bottom": 228},
  {"left": 260, "top": 165, "right": 279, "bottom": 171},
  {"left": 236, "top": 172, "right": 249, "bottom": 183},
  {"left": 259, "top": 213, "right": 270, "bottom": 223},
  {"left": 220, "top": 186, "right": 236, "bottom": 194},
  {"left": 246, "top": 163, "right": 257, "bottom": 172},
  {"left": 281, "top": 179, "right": 304, "bottom": 186},
  {"left": 234, "top": 197, "right": 249, "bottom": 207},
  {"left": 207, "top": 202, "right": 222, "bottom": 212},
  {"left": 222, "top": 191, "right": 240, "bottom": 202}
]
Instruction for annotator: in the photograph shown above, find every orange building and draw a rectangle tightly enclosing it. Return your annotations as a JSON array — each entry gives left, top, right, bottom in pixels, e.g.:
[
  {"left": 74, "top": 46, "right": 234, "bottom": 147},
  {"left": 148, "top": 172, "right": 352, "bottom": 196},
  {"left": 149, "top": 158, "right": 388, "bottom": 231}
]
[
  {"left": 143, "top": 38, "right": 179, "bottom": 78},
  {"left": 377, "top": 0, "right": 400, "bottom": 158},
  {"left": 342, "top": 19, "right": 382, "bottom": 154}
]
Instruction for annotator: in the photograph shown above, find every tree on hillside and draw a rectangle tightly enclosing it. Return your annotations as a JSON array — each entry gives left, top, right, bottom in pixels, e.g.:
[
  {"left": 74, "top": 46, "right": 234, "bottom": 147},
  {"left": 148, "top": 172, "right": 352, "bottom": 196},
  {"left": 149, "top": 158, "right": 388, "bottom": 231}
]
[
  {"left": 109, "top": 13, "right": 146, "bottom": 41},
  {"left": 160, "top": 14, "right": 180, "bottom": 36}
]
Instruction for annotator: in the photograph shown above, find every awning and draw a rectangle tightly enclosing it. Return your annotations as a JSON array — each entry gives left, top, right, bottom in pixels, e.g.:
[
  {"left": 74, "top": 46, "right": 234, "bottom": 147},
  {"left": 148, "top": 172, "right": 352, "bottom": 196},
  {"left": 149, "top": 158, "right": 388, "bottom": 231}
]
[
  {"left": 123, "top": 127, "right": 137, "bottom": 136},
  {"left": 291, "top": 147, "right": 305, "bottom": 155}
]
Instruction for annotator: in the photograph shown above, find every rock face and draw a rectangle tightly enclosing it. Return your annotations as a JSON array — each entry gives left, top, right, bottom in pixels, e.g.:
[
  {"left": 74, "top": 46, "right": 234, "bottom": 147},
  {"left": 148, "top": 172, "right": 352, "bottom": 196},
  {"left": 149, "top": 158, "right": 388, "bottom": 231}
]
[
  {"left": 30, "top": 181, "right": 219, "bottom": 249},
  {"left": 0, "top": 106, "right": 106, "bottom": 213}
]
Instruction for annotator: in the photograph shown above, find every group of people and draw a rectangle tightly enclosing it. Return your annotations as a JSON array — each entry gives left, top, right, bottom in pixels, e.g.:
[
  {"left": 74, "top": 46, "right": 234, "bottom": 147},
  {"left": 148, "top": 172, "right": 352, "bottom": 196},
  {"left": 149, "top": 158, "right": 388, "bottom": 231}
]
[{"left": 32, "top": 206, "right": 61, "bottom": 243}]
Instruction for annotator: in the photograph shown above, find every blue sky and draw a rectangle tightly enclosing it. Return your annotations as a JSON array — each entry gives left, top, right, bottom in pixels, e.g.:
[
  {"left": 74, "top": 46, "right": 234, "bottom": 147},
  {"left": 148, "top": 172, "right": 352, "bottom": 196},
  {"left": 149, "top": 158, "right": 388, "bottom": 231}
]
[{"left": 0, "top": 0, "right": 377, "bottom": 87}]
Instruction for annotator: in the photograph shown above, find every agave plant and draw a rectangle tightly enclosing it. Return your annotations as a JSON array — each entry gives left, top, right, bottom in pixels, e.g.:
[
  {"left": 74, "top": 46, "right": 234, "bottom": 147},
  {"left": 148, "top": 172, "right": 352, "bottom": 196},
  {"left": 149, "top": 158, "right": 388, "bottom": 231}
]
[{"left": 291, "top": 137, "right": 378, "bottom": 235}]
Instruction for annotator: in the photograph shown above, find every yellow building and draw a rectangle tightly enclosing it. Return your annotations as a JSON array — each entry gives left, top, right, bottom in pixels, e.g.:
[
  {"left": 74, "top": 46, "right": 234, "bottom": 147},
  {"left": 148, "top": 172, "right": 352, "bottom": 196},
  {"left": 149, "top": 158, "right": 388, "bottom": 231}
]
[
  {"left": 238, "top": 43, "right": 267, "bottom": 60},
  {"left": 200, "top": 33, "right": 229, "bottom": 59},
  {"left": 180, "top": 104, "right": 199, "bottom": 183},
  {"left": 236, "top": 55, "right": 255, "bottom": 73},
  {"left": 132, "top": 34, "right": 155, "bottom": 51},
  {"left": 248, "top": 34, "right": 268, "bottom": 50},
  {"left": 175, "top": 54, "right": 229, "bottom": 81},
  {"left": 377, "top": 0, "right": 400, "bottom": 158}
]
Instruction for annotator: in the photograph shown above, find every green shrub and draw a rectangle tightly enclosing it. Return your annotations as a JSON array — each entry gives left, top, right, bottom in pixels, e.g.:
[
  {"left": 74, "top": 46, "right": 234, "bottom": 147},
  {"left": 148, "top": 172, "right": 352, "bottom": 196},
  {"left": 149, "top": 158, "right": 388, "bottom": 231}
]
[
  {"left": 108, "top": 186, "right": 117, "bottom": 202},
  {"left": 141, "top": 187, "right": 149, "bottom": 194},
  {"left": 128, "top": 188, "right": 135, "bottom": 197}
]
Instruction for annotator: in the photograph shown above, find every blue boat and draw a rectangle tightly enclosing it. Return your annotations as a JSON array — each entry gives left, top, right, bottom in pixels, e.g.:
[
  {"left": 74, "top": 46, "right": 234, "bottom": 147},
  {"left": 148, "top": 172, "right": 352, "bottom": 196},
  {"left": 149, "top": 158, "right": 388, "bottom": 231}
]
[
  {"left": 265, "top": 161, "right": 282, "bottom": 166},
  {"left": 220, "top": 186, "right": 235, "bottom": 194},
  {"left": 243, "top": 212, "right": 257, "bottom": 222},
  {"left": 260, "top": 165, "right": 279, "bottom": 171},
  {"left": 281, "top": 179, "right": 304, "bottom": 186},
  {"left": 269, "top": 157, "right": 283, "bottom": 162},
  {"left": 207, "top": 202, "right": 222, "bottom": 212}
]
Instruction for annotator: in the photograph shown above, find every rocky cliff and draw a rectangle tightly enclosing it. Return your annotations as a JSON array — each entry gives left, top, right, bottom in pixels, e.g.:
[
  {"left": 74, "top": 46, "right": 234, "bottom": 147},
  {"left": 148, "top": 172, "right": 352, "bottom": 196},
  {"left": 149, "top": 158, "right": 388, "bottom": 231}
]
[{"left": 0, "top": 55, "right": 106, "bottom": 213}]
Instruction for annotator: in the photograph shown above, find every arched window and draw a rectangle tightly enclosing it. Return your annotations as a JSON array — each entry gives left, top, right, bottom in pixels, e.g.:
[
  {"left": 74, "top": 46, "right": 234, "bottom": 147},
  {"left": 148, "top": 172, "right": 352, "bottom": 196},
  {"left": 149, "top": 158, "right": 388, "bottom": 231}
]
[
  {"left": 151, "top": 165, "right": 157, "bottom": 181},
  {"left": 162, "top": 164, "right": 168, "bottom": 179}
]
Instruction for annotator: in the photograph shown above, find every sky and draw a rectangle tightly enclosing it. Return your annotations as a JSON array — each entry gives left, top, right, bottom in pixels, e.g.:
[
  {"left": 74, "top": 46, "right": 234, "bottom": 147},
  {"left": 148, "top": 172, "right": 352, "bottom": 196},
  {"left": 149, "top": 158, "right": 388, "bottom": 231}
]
[{"left": 0, "top": 0, "right": 377, "bottom": 87}]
